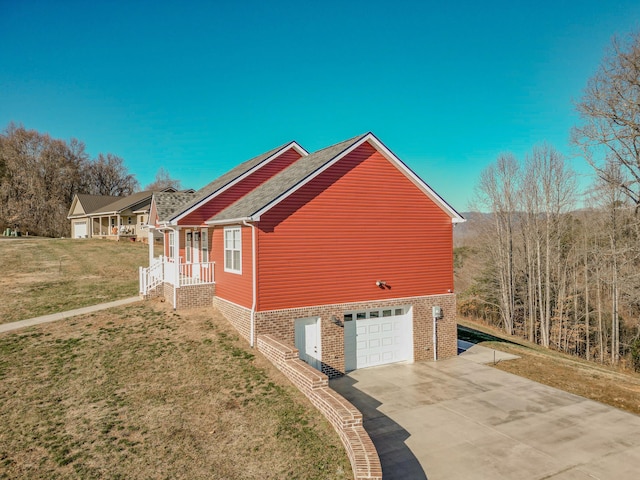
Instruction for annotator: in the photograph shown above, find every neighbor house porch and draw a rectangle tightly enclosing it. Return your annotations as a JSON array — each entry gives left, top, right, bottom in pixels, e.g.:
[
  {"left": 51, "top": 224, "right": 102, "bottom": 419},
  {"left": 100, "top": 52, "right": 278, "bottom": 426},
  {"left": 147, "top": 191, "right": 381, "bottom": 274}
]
[{"left": 91, "top": 215, "right": 139, "bottom": 240}]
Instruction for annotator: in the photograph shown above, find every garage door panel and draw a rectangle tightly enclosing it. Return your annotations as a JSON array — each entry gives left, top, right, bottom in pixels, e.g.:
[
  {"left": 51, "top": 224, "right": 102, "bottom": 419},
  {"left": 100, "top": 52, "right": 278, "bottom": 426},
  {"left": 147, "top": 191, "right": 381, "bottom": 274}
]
[{"left": 346, "top": 308, "right": 412, "bottom": 369}]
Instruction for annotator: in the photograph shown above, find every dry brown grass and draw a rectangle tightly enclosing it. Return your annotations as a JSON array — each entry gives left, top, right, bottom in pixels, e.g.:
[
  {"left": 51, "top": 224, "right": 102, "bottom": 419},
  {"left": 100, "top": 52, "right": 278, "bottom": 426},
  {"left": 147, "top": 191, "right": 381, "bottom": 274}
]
[
  {"left": 458, "top": 317, "right": 640, "bottom": 415},
  {"left": 0, "top": 301, "right": 351, "bottom": 479},
  {"left": 0, "top": 237, "right": 148, "bottom": 324}
]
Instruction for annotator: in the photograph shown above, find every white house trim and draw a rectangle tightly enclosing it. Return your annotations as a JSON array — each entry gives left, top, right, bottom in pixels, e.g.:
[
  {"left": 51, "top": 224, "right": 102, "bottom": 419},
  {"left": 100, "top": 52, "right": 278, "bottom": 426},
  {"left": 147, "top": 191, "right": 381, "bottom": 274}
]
[
  {"left": 250, "top": 133, "right": 465, "bottom": 224},
  {"left": 171, "top": 141, "right": 309, "bottom": 223}
]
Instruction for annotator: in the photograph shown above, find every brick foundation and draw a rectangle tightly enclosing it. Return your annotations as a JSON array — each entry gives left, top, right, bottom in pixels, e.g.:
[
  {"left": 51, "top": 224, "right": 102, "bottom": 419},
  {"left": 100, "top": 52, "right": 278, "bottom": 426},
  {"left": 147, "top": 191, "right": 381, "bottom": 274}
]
[
  {"left": 251, "top": 294, "right": 457, "bottom": 377},
  {"left": 257, "top": 335, "right": 382, "bottom": 480},
  {"left": 154, "top": 283, "right": 216, "bottom": 309},
  {"left": 143, "top": 282, "right": 164, "bottom": 299},
  {"left": 213, "top": 297, "right": 252, "bottom": 341}
]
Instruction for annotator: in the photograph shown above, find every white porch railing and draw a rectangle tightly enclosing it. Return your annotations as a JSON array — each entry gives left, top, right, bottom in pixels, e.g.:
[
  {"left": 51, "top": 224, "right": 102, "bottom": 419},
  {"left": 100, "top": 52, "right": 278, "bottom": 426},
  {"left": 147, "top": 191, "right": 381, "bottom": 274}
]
[{"left": 139, "top": 256, "right": 215, "bottom": 295}]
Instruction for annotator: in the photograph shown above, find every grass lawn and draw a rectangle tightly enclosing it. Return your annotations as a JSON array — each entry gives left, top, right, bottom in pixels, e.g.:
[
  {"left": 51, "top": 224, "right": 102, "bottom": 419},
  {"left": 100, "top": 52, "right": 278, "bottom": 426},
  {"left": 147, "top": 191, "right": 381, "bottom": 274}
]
[
  {"left": 0, "top": 238, "right": 148, "bottom": 324},
  {"left": 0, "top": 302, "right": 352, "bottom": 479},
  {"left": 458, "top": 317, "right": 640, "bottom": 416}
]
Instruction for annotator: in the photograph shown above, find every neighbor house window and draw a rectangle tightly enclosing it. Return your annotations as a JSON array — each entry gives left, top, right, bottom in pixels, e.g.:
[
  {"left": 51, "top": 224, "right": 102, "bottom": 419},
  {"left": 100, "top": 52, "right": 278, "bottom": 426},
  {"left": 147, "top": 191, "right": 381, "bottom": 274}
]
[
  {"left": 185, "top": 231, "right": 192, "bottom": 263},
  {"left": 168, "top": 231, "right": 175, "bottom": 259},
  {"left": 224, "top": 227, "right": 241, "bottom": 273},
  {"left": 201, "top": 229, "right": 209, "bottom": 263}
]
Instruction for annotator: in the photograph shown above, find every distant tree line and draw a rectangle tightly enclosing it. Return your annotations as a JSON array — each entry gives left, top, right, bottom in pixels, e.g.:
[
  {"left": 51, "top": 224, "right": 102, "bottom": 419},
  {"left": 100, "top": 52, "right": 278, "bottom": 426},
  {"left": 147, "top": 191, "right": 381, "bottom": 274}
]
[
  {"left": 459, "top": 30, "right": 640, "bottom": 370},
  {"left": 0, "top": 123, "right": 181, "bottom": 238},
  {"left": 0, "top": 123, "right": 138, "bottom": 237}
]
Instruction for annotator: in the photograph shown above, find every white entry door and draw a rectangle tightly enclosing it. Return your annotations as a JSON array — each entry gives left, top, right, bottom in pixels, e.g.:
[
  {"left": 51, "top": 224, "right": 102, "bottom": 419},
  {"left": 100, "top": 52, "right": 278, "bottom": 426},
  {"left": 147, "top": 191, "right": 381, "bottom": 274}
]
[
  {"left": 294, "top": 317, "right": 322, "bottom": 371},
  {"left": 344, "top": 307, "right": 413, "bottom": 370}
]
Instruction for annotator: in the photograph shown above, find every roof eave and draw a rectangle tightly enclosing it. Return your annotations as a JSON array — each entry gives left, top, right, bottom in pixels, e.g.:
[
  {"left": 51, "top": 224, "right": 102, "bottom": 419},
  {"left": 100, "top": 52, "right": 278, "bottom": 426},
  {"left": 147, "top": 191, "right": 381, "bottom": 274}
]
[
  {"left": 170, "top": 141, "right": 307, "bottom": 223},
  {"left": 250, "top": 134, "right": 370, "bottom": 221},
  {"left": 206, "top": 216, "right": 259, "bottom": 226},
  {"left": 362, "top": 132, "right": 466, "bottom": 223}
]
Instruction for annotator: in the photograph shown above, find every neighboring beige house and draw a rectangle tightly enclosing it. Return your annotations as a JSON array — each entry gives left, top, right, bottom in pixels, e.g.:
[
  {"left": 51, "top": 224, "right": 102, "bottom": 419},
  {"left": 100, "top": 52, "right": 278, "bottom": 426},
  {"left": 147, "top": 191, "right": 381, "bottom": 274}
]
[{"left": 68, "top": 188, "right": 193, "bottom": 241}]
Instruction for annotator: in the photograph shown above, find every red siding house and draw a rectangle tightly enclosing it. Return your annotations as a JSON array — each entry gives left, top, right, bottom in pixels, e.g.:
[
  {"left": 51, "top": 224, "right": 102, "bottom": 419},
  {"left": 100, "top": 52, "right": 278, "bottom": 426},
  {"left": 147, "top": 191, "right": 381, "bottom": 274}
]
[{"left": 140, "top": 133, "right": 465, "bottom": 376}]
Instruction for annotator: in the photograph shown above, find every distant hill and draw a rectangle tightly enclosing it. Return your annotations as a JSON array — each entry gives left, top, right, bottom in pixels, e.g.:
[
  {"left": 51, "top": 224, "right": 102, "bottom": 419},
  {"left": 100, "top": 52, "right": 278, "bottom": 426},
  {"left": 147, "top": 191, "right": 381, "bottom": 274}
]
[{"left": 454, "top": 211, "right": 489, "bottom": 246}]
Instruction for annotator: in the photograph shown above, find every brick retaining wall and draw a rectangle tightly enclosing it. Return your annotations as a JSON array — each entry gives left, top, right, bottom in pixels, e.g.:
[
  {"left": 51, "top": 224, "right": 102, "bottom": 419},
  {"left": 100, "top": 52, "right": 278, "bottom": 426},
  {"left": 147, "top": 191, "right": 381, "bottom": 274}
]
[{"left": 257, "top": 334, "right": 382, "bottom": 480}]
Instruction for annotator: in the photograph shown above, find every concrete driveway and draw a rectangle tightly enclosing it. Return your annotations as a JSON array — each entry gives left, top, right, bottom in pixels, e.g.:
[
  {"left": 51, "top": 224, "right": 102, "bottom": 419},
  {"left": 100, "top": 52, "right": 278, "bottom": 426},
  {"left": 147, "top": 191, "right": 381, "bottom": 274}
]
[{"left": 330, "top": 356, "right": 640, "bottom": 480}]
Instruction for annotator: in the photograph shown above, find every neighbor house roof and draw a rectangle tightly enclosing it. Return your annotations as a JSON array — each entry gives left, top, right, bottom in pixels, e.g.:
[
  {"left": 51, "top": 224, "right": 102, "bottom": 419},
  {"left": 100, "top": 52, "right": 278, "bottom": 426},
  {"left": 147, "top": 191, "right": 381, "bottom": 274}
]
[
  {"left": 67, "top": 194, "right": 121, "bottom": 218},
  {"left": 207, "top": 132, "right": 465, "bottom": 224},
  {"left": 92, "top": 190, "right": 156, "bottom": 215},
  {"left": 167, "top": 141, "right": 308, "bottom": 223},
  {"left": 154, "top": 191, "right": 199, "bottom": 222}
]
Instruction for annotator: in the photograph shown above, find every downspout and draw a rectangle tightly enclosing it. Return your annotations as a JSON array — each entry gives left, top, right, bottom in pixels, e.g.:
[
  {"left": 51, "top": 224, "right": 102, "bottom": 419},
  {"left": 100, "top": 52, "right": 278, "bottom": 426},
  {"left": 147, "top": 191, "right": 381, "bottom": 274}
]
[
  {"left": 243, "top": 219, "right": 257, "bottom": 348},
  {"left": 433, "top": 314, "right": 437, "bottom": 361}
]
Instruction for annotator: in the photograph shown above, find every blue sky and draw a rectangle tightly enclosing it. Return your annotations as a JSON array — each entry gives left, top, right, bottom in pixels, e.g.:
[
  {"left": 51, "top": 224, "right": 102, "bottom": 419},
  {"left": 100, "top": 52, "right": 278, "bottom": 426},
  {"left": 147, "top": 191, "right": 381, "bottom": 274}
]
[{"left": 1, "top": 0, "right": 639, "bottom": 212}]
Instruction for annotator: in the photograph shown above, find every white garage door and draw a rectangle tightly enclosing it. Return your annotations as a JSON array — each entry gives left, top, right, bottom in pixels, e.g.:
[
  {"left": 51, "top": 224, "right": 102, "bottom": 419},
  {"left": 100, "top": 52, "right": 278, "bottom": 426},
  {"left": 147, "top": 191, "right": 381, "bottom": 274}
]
[
  {"left": 74, "top": 221, "right": 87, "bottom": 238},
  {"left": 344, "top": 306, "right": 413, "bottom": 371}
]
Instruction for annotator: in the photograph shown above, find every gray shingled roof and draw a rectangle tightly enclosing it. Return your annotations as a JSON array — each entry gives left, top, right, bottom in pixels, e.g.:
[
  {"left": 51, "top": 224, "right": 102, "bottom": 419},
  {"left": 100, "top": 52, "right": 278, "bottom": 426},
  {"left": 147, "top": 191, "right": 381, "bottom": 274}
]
[
  {"left": 168, "top": 142, "right": 299, "bottom": 221},
  {"left": 92, "top": 191, "right": 155, "bottom": 214},
  {"left": 70, "top": 194, "right": 121, "bottom": 216},
  {"left": 209, "top": 134, "right": 367, "bottom": 222},
  {"left": 155, "top": 192, "right": 198, "bottom": 222}
]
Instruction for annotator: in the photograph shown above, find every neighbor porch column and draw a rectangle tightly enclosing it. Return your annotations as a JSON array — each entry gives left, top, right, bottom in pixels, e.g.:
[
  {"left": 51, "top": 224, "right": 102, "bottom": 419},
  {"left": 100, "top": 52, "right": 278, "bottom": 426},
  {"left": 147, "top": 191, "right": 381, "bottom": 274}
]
[{"left": 148, "top": 229, "right": 154, "bottom": 266}]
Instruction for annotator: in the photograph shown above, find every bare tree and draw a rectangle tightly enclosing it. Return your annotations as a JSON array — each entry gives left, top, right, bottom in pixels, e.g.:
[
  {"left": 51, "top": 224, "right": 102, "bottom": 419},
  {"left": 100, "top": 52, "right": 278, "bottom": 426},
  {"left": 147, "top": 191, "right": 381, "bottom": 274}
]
[
  {"left": 573, "top": 30, "right": 640, "bottom": 211},
  {"left": 524, "top": 145, "right": 577, "bottom": 347},
  {"left": 475, "top": 154, "right": 520, "bottom": 334},
  {"left": 86, "top": 153, "right": 139, "bottom": 196},
  {"left": 144, "top": 167, "right": 181, "bottom": 191},
  {"left": 0, "top": 123, "right": 89, "bottom": 236}
]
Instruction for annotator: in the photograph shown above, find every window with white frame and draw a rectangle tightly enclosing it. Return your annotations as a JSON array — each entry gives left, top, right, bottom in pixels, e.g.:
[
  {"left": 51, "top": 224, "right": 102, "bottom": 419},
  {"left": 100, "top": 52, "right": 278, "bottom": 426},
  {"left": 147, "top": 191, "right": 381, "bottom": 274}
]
[
  {"left": 168, "top": 231, "right": 175, "bottom": 259},
  {"left": 224, "top": 227, "right": 241, "bottom": 273},
  {"left": 185, "top": 231, "right": 192, "bottom": 263},
  {"left": 201, "top": 229, "right": 209, "bottom": 263}
]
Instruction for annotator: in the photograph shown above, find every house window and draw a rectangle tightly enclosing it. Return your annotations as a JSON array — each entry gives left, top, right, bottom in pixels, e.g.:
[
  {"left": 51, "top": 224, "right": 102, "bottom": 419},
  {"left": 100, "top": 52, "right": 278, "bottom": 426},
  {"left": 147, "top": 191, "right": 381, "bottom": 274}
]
[
  {"left": 185, "top": 231, "right": 192, "bottom": 263},
  {"left": 224, "top": 227, "right": 242, "bottom": 273},
  {"left": 201, "top": 229, "right": 209, "bottom": 263},
  {"left": 168, "top": 231, "right": 175, "bottom": 259}
]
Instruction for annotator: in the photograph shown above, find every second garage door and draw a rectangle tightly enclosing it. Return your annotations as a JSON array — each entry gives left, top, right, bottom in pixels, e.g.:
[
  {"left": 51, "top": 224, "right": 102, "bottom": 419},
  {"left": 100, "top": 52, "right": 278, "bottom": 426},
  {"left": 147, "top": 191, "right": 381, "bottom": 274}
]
[{"left": 344, "top": 306, "right": 413, "bottom": 371}]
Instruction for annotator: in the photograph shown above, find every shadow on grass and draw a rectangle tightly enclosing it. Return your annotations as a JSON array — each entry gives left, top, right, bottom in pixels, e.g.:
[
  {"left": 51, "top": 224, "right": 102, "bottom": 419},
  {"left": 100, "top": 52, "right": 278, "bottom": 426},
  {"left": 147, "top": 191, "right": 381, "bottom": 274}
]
[
  {"left": 330, "top": 375, "right": 427, "bottom": 480},
  {"left": 457, "top": 324, "right": 523, "bottom": 348}
]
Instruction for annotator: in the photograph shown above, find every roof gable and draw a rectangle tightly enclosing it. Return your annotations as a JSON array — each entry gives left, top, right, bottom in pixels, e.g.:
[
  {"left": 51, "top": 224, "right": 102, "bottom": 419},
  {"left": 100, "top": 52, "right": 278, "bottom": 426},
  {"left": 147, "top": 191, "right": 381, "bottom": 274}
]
[
  {"left": 152, "top": 191, "right": 198, "bottom": 224},
  {"left": 168, "top": 141, "right": 308, "bottom": 223},
  {"left": 207, "top": 134, "right": 366, "bottom": 223},
  {"left": 67, "top": 194, "right": 121, "bottom": 218},
  {"left": 207, "top": 133, "right": 464, "bottom": 224}
]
